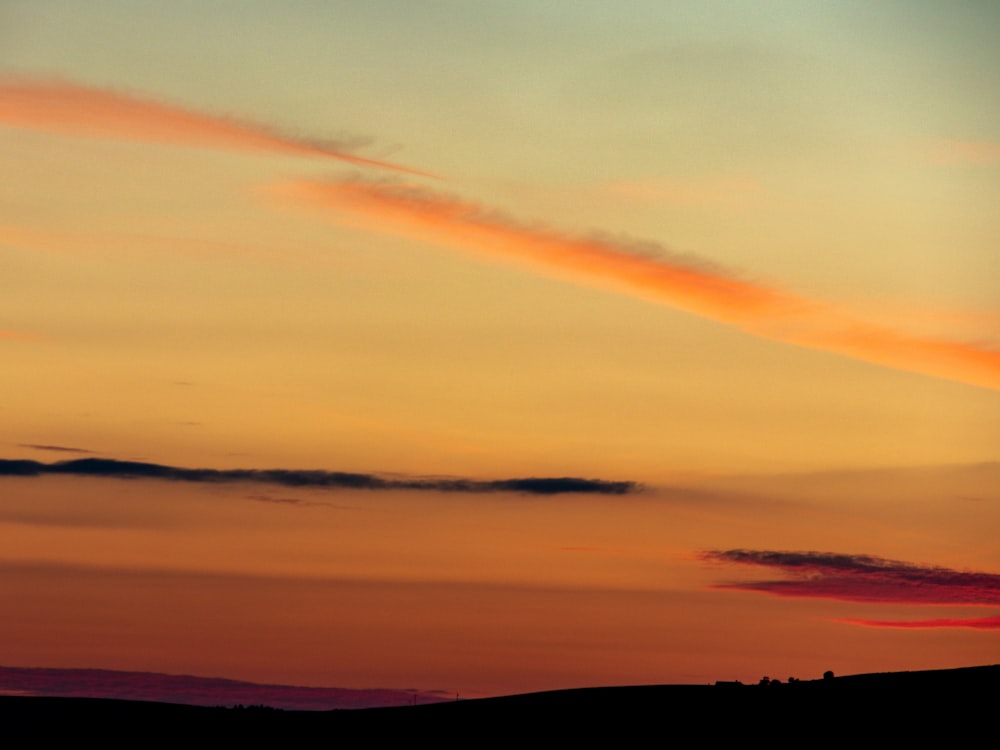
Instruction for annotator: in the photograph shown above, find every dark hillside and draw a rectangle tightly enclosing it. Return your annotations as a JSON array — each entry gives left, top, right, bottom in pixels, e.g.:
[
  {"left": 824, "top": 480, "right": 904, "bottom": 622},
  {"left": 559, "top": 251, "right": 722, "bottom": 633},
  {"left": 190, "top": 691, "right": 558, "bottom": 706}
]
[{"left": 3, "top": 664, "right": 995, "bottom": 742}]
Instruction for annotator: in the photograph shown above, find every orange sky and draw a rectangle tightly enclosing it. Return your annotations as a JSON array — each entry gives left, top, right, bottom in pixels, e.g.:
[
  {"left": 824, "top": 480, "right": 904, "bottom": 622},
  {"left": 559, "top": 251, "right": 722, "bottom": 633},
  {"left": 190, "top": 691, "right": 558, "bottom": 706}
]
[
  {"left": 2, "top": 466, "right": 997, "bottom": 694},
  {"left": 1, "top": 2, "right": 998, "bottom": 698}
]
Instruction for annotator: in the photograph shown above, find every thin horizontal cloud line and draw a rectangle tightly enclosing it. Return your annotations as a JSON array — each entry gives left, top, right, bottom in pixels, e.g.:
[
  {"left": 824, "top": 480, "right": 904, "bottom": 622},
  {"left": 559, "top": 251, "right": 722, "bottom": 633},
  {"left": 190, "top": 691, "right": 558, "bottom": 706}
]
[
  {"left": 0, "top": 458, "right": 641, "bottom": 495},
  {"left": 838, "top": 616, "right": 1000, "bottom": 630},
  {"left": 700, "top": 549, "right": 1000, "bottom": 606},
  {"left": 606, "top": 176, "right": 764, "bottom": 209},
  {"left": 283, "top": 178, "right": 1000, "bottom": 392},
  {"left": 0, "top": 77, "right": 428, "bottom": 176},
  {"left": 18, "top": 444, "right": 95, "bottom": 454},
  {"left": 246, "top": 494, "right": 357, "bottom": 510}
]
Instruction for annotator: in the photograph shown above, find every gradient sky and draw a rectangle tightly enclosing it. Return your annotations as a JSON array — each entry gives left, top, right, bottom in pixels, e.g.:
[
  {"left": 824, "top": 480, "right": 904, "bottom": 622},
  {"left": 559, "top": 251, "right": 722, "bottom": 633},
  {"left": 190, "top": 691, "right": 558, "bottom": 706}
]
[{"left": 1, "top": 1, "right": 998, "bottom": 698}]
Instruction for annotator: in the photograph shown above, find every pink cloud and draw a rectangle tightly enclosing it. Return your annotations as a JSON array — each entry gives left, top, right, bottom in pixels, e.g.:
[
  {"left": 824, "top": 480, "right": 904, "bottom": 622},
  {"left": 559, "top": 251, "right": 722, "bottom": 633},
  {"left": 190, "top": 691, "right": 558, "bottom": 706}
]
[
  {"left": 701, "top": 550, "right": 1000, "bottom": 606},
  {"left": 838, "top": 616, "right": 1000, "bottom": 630}
]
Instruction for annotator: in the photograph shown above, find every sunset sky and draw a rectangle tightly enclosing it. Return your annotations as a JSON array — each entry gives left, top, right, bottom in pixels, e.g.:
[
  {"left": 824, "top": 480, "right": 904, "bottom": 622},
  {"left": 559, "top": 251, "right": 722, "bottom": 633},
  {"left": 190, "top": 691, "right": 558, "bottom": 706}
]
[{"left": 1, "top": 1, "right": 998, "bottom": 698}]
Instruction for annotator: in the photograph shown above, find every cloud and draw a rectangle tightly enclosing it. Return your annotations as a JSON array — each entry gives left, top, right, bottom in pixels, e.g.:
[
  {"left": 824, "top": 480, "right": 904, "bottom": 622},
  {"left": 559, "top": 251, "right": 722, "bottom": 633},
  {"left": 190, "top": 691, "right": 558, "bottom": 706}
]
[
  {"left": 0, "top": 78, "right": 427, "bottom": 176},
  {"left": 838, "top": 616, "right": 1000, "bottom": 630},
  {"left": 283, "top": 178, "right": 1000, "bottom": 392},
  {"left": 927, "top": 138, "right": 1000, "bottom": 166},
  {"left": 606, "top": 176, "right": 763, "bottom": 209},
  {"left": 18, "top": 444, "right": 94, "bottom": 454},
  {"left": 0, "top": 330, "right": 39, "bottom": 341},
  {"left": 0, "top": 457, "right": 641, "bottom": 496},
  {"left": 700, "top": 549, "right": 1000, "bottom": 606},
  {"left": 246, "top": 494, "right": 356, "bottom": 510}
]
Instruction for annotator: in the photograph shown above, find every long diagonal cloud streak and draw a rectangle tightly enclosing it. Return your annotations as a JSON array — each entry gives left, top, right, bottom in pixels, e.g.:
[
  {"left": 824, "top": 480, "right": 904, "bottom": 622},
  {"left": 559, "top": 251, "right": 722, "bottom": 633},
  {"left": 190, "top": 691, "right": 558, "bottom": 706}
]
[
  {"left": 0, "top": 458, "right": 640, "bottom": 495},
  {"left": 286, "top": 179, "right": 1000, "bottom": 391},
  {"left": 0, "top": 79, "right": 427, "bottom": 175},
  {"left": 701, "top": 549, "right": 1000, "bottom": 606}
]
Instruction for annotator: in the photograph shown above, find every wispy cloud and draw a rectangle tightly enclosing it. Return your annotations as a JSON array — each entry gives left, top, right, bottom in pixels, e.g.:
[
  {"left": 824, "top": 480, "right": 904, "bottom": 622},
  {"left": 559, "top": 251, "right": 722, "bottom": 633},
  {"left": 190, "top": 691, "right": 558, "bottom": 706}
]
[
  {"left": 0, "top": 330, "right": 39, "bottom": 341},
  {"left": 0, "top": 78, "right": 427, "bottom": 175},
  {"left": 927, "top": 138, "right": 1000, "bottom": 166},
  {"left": 701, "top": 549, "right": 1000, "bottom": 606},
  {"left": 246, "top": 494, "right": 357, "bottom": 510},
  {"left": 283, "top": 178, "right": 1000, "bottom": 392},
  {"left": 0, "top": 458, "right": 640, "bottom": 496},
  {"left": 606, "top": 176, "right": 763, "bottom": 209},
  {"left": 839, "top": 616, "right": 1000, "bottom": 630},
  {"left": 18, "top": 444, "right": 94, "bottom": 454}
]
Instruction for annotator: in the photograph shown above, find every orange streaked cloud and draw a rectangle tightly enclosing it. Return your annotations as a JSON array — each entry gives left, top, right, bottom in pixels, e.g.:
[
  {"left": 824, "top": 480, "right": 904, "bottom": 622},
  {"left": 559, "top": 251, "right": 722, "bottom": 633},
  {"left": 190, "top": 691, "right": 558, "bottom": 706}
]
[
  {"left": 0, "top": 78, "right": 427, "bottom": 175},
  {"left": 839, "top": 616, "right": 1000, "bottom": 630},
  {"left": 284, "top": 178, "right": 1000, "bottom": 391},
  {"left": 0, "top": 330, "right": 39, "bottom": 341}
]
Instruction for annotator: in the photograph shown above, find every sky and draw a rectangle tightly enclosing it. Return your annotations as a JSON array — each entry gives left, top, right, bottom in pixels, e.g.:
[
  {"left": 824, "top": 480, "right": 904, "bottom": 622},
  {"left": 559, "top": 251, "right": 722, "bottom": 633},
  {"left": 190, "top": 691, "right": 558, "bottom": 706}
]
[{"left": 1, "top": 1, "right": 998, "bottom": 698}]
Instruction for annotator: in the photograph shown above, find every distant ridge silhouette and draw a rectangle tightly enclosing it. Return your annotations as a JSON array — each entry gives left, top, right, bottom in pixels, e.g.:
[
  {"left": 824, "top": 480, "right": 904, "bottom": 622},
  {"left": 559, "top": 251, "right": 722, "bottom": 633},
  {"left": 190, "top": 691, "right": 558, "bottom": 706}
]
[{"left": 0, "top": 665, "right": 442, "bottom": 710}]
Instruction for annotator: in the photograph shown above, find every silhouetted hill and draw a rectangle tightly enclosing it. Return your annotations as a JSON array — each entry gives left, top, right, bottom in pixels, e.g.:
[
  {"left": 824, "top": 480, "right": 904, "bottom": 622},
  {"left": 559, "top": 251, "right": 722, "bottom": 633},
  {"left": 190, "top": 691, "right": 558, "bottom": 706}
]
[
  {"left": 0, "top": 664, "right": 441, "bottom": 710},
  {"left": 2, "top": 664, "right": 995, "bottom": 742}
]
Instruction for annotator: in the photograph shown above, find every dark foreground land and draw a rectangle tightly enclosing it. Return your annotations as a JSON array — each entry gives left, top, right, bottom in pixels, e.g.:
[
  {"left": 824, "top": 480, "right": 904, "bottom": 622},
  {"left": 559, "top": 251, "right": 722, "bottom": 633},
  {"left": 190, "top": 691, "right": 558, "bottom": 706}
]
[{"left": 3, "top": 664, "right": 996, "bottom": 742}]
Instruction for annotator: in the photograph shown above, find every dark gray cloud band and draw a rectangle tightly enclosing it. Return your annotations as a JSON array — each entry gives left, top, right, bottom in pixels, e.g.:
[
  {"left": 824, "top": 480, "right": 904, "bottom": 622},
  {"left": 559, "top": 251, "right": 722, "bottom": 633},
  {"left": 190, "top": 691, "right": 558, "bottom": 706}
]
[
  {"left": 701, "top": 549, "right": 1000, "bottom": 606},
  {"left": 0, "top": 458, "right": 640, "bottom": 495}
]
